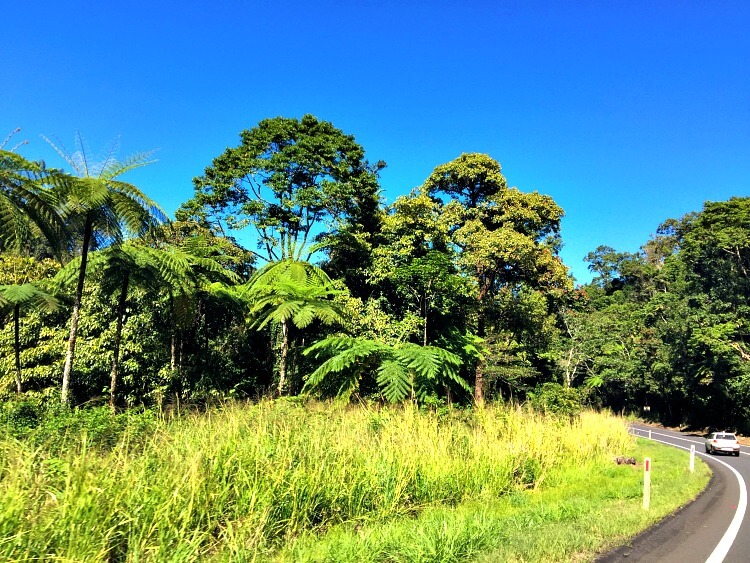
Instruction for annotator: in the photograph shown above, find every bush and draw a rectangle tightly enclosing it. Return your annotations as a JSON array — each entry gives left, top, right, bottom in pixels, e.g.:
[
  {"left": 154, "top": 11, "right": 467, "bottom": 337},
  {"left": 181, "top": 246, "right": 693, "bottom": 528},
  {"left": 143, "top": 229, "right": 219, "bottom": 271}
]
[
  {"left": 527, "top": 383, "right": 584, "bottom": 419},
  {"left": 0, "top": 396, "right": 158, "bottom": 452},
  {"left": 0, "top": 400, "right": 41, "bottom": 435}
]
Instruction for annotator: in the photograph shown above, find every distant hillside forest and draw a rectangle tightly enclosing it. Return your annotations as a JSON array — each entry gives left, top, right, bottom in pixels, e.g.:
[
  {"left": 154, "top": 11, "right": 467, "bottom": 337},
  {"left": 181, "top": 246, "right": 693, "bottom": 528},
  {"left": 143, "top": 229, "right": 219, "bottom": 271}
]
[{"left": 2, "top": 117, "right": 749, "bottom": 431}]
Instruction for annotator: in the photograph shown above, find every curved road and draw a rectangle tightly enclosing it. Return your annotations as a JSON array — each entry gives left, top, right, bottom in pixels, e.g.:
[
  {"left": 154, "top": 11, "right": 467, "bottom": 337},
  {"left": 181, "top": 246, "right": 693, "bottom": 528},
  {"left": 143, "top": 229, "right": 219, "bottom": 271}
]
[{"left": 599, "top": 424, "right": 750, "bottom": 562}]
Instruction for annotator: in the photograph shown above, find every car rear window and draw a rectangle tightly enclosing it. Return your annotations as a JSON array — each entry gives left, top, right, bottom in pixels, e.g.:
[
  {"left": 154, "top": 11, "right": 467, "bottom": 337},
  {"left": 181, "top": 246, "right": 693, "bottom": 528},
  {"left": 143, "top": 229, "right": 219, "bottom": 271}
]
[{"left": 716, "top": 434, "right": 736, "bottom": 440}]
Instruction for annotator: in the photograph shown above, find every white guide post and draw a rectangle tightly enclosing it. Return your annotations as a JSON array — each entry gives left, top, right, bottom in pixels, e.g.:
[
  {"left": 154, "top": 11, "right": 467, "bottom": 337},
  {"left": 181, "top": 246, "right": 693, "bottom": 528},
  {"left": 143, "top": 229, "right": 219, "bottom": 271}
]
[
  {"left": 643, "top": 457, "right": 652, "bottom": 510},
  {"left": 690, "top": 444, "right": 695, "bottom": 472}
]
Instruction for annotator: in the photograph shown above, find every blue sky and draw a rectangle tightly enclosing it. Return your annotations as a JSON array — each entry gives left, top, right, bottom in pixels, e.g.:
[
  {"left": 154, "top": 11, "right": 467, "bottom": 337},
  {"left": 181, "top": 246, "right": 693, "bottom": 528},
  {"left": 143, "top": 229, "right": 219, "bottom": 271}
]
[{"left": 4, "top": 1, "right": 749, "bottom": 283}]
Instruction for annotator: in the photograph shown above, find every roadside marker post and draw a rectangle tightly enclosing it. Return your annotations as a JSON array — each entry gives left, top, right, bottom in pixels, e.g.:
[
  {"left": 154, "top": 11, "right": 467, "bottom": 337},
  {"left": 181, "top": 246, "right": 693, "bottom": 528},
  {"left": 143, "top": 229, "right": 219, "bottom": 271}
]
[
  {"left": 643, "top": 457, "right": 651, "bottom": 510},
  {"left": 648, "top": 429, "right": 652, "bottom": 440},
  {"left": 690, "top": 445, "right": 695, "bottom": 472}
]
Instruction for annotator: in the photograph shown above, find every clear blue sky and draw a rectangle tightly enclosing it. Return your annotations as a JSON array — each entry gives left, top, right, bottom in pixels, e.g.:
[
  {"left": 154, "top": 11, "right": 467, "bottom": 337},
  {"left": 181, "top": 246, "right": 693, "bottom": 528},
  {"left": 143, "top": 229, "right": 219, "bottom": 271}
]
[{"left": 4, "top": 1, "right": 749, "bottom": 283}]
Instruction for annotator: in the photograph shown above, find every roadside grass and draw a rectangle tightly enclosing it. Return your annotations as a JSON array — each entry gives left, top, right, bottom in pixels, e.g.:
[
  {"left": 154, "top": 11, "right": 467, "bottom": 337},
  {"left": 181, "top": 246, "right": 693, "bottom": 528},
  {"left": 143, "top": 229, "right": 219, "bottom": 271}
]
[
  {"left": 0, "top": 400, "right": 709, "bottom": 562},
  {"left": 272, "top": 439, "right": 709, "bottom": 562}
]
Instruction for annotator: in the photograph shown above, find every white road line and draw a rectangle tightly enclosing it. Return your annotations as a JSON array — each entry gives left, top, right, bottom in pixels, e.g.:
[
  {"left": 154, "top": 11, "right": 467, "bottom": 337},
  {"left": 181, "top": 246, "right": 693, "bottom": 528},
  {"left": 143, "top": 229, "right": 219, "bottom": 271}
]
[
  {"left": 630, "top": 427, "right": 747, "bottom": 563},
  {"left": 630, "top": 428, "right": 748, "bottom": 455}
]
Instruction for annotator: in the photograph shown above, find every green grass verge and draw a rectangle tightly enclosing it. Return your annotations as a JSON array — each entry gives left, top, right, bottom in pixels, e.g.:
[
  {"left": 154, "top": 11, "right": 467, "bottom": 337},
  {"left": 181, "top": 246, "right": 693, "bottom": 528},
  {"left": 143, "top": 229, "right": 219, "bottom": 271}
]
[{"left": 270, "top": 439, "right": 710, "bottom": 562}]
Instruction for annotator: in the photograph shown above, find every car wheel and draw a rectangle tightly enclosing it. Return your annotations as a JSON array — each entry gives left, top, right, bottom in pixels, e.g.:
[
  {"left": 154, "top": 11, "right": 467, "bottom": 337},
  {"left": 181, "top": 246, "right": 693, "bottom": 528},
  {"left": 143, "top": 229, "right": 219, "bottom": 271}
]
[
  {"left": 736, "top": 451, "right": 741, "bottom": 457},
  {"left": 706, "top": 445, "right": 710, "bottom": 453},
  {"left": 709, "top": 446, "right": 714, "bottom": 454}
]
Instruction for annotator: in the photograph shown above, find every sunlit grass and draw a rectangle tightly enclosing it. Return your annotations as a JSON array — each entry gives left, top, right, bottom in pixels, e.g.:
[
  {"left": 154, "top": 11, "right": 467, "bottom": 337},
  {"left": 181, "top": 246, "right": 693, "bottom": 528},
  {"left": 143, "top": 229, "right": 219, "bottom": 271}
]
[{"left": 0, "top": 400, "right": 707, "bottom": 562}]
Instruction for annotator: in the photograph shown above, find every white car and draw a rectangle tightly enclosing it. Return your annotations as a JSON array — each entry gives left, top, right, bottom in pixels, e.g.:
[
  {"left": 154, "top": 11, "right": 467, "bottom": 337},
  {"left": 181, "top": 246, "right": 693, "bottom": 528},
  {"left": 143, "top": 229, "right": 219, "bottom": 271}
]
[{"left": 705, "top": 432, "right": 741, "bottom": 456}]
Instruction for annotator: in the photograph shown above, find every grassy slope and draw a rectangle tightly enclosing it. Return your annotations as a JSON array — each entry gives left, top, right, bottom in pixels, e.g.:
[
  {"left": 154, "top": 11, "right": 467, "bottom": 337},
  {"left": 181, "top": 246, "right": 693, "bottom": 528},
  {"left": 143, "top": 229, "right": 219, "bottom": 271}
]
[{"left": 0, "top": 401, "right": 709, "bottom": 562}]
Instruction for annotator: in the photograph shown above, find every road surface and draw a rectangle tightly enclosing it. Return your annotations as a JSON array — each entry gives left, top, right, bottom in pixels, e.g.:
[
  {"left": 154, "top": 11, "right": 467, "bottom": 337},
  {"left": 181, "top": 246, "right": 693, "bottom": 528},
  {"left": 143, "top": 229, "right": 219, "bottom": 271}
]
[{"left": 598, "top": 424, "right": 749, "bottom": 562}]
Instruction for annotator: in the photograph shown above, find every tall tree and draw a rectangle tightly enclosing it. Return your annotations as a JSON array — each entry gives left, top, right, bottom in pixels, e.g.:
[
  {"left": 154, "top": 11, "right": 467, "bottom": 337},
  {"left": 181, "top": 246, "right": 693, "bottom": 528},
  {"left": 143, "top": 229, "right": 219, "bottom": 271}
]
[
  {"left": 371, "top": 189, "right": 469, "bottom": 346},
  {"left": 187, "top": 114, "right": 383, "bottom": 264},
  {"left": 45, "top": 134, "right": 166, "bottom": 404},
  {"left": 424, "top": 153, "right": 570, "bottom": 403}
]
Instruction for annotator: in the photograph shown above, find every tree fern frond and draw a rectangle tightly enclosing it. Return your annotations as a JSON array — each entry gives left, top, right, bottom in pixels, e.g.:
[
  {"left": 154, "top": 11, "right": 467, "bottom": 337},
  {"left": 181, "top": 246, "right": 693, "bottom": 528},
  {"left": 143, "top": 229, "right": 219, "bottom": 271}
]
[
  {"left": 292, "top": 304, "right": 316, "bottom": 328},
  {"left": 95, "top": 135, "right": 121, "bottom": 178},
  {"left": 251, "top": 299, "right": 302, "bottom": 329},
  {"left": 101, "top": 150, "right": 158, "bottom": 180},
  {"left": 304, "top": 335, "right": 365, "bottom": 357},
  {"left": 376, "top": 359, "right": 411, "bottom": 403},
  {"left": 302, "top": 336, "right": 384, "bottom": 392},
  {"left": 0, "top": 283, "right": 59, "bottom": 312},
  {"left": 41, "top": 135, "right": 83, "bottom": 176}
]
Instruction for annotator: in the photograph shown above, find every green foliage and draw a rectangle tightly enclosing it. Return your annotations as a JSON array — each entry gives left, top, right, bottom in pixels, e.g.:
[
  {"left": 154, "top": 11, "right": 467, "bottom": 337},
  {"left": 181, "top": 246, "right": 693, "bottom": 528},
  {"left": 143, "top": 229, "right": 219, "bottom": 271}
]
[
  {"left": 189, "top": 114, "right": 383, "bottom": 263},
  {"left": 423, "top": 152, "right": 507, "bottom": 208},
  {"left": 4, "top": 116, "right": 748, "bottom": 430},
  {"left": 0, "top": 146, "right": 67, "bottom": 259},
  {"left": 527, "top": 382, "right": 584, "bottom": 418},
  {"left": 304, "top": 336, "right": 468, "bottom": 403},
  {"left": 572, "top": 197, "right": 750, "bottom": 429},
  {"left": 244, "top": 259, "right": 344, "bottom": 330}
]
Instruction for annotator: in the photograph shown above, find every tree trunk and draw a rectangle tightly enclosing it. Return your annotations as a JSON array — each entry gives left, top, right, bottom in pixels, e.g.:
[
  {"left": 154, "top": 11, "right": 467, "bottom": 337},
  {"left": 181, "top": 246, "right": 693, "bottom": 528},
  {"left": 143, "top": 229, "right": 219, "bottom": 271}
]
[
  {"left": 474, "top": 293, "right": 488, "bottom": 405},
  {"left": 61, "top": 215, "right": 93, "bottom": 405},
  {"left": 109, "top": 272, "right": 130, "bottom": 411},
  {"left": 474, "top": 358, "right": 485, "bottom": 405},
  {"left": 169, "top": 291, "right": 176, "bottom": 372},
  {"left": 178, "top": 335, "right": 183, "bottom": 380},
  {"left": 277, "top": 319, "right": 289, "bottom": 396},
  {"left": 14, "top": 304, "right": 22, "bottom": 394}
]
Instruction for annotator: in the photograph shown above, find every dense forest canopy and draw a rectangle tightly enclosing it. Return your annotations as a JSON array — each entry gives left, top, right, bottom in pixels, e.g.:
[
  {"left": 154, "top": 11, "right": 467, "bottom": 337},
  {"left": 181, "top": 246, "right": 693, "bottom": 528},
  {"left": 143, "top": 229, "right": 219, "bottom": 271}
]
[{"left": 1, "top": 119, "right": 749, "bottom": 431}]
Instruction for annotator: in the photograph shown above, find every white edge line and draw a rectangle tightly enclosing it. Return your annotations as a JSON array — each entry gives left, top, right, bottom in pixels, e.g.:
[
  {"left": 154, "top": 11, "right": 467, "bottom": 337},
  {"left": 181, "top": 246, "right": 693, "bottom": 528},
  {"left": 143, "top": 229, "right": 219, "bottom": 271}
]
[
  {"left": 630, "top": 427, "right": 747, "bottom": 563},
  {"left": 639, "top": 429, "right": 749, "bottom": 456}
]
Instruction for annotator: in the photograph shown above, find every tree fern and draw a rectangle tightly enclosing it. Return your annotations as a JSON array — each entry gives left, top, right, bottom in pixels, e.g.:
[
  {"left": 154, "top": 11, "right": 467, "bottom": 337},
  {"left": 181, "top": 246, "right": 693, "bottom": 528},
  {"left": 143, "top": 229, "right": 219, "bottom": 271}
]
[
  {"left": 243, "top": 259, "right": 346, "bottom": 396},
  {"left": 44, "top": 133, "right": 167, "bottom": 404},
  {"left": 0, "top": 149, "right": 67, "bottom": 258},
  {"left": 0, "top": 282, "right": 59, "bottom": 393},
  {"left": 303, "top": 336, "right": 469, "bottom": 403}
]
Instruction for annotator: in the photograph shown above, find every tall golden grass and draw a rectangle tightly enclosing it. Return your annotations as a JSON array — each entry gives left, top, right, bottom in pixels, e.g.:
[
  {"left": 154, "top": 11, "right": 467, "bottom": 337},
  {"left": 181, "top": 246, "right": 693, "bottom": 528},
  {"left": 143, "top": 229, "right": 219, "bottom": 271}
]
[{"left": 0, "top": 400, "right": 633, "bottom": 561}]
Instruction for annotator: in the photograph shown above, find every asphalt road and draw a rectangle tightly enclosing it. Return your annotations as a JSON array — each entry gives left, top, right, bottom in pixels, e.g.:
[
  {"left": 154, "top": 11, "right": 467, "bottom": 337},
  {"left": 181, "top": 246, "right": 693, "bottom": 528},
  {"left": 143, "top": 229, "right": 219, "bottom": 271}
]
[{"left": 598, "top": 424, "right": 750, "bottom": 563}]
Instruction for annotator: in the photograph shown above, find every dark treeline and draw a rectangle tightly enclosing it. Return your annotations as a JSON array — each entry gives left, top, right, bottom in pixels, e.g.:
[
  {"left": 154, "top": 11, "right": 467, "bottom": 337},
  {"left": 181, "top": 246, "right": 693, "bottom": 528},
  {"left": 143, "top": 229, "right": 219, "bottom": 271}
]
[{"left": 1, "top": 118, "right": 748, "bottom": 431}]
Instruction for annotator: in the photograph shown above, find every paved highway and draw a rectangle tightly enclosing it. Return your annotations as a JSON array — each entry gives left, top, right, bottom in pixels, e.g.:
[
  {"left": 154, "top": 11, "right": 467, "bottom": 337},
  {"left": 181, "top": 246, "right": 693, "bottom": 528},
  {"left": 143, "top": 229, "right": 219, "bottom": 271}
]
[{"left": 599, "top": 424, "right": 750, "bottom": 563}]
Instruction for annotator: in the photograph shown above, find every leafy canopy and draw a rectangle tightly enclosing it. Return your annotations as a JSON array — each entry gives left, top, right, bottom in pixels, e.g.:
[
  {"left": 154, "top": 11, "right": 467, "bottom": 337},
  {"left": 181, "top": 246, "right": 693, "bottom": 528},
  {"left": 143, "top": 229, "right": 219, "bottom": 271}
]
[{"left": 189, "top": 114, "right": 383, "bottom": 263}]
